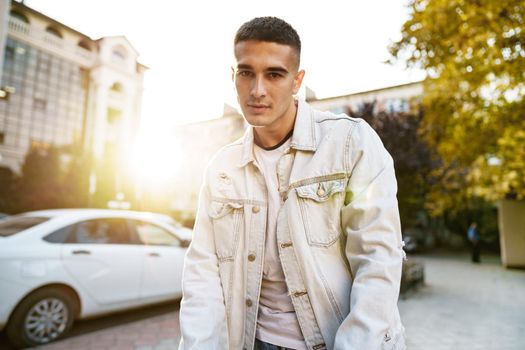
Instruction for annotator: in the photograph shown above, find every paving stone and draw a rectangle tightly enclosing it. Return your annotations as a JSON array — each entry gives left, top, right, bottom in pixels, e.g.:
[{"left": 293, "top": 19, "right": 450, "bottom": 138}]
[
  {"left": 35, "top": 253, "right": 524, "bottom": 350},
  {"left": 399, "top": 253, "right": 525, "bottom": 350}
]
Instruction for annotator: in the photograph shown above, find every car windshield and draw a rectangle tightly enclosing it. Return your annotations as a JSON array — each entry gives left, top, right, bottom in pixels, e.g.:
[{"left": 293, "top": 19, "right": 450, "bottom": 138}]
[{"left": 0, "top": 215, "right": 50, "bottom": 237}]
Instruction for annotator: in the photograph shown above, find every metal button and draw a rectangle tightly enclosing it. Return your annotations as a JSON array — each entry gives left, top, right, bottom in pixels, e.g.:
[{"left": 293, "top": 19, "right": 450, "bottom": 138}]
[
  {"left": 252, "top": 206, "right": 260, "bottom": 213},
  {"left": 246, "top": 299, "right": 253, "bottom": 307},
  {"left": 317, "top": 188, "right": 326, "bottom": 196},
  {"left": 248, "top": 254, "right": 256, "bottom": 262}
]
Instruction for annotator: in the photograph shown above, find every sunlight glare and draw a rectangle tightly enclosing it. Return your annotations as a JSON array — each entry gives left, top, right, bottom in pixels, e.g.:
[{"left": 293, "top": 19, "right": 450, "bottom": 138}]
[{"left": 127, "top": 126, "right": 182, "bottom": 186}]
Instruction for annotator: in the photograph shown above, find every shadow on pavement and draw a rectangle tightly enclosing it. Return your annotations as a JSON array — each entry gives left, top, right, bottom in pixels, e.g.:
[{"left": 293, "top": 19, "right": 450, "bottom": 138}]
[{"left": 0, "top": 300, "right": 180, "bottom": 349}]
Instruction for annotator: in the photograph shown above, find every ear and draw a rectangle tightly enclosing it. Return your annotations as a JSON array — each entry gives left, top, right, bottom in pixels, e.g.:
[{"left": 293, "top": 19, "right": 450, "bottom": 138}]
[
  {"left": 293, "top": 70, "right": 305, "bottom": 95},
  {"left": 231, "top": 67, "right": 235, "bottom": 82}
]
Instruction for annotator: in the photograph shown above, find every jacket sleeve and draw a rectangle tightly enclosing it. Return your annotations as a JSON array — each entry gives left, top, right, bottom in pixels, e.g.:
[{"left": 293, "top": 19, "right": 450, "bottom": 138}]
[
  {"left": 335, "top": 120, "right": 404, "bottom": 349},
  {"left": 178, "top": 174, "right": 229, "bottom": 349}
]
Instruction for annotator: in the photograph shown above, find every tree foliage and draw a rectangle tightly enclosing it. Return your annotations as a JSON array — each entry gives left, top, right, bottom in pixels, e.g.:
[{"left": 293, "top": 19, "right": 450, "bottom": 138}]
[
  {"left": 390, "top": 0, "right": 525, "bottom": 214},
  {"left": 349, "top": 103, "right": 436, "bottom": 228},
  {"left": 14, "top": 146, "right": 91, "bottom": 211},
  {"left": 16, "top": 147, "right": 66, "bottom": 211},
  {"left": 0, "top": 166, "right": 16, "bottom": 213},
  {"left": 1, "top": 142, "right": 173, "bottom": 215}
]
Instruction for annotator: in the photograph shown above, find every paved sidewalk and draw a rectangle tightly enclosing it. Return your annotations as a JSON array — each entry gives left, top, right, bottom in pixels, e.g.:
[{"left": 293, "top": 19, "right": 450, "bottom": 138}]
[
  {"left": 29, "top": 253, "right": 525, "bottom": 350},
  {"left": 33, "top": 309, "right": 181, "bottom": 350},
  {"left": 399, "top": 253, "right": 525, "bottom": 350}
]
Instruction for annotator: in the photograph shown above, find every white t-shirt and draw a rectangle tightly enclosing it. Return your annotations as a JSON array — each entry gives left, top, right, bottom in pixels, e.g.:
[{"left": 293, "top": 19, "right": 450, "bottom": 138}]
[{"left": 253, "top": 137, "right": 307, "bottom": 350}]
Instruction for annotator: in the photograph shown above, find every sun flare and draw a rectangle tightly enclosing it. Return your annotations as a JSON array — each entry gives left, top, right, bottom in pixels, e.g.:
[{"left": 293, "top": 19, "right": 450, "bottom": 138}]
[{"left": 127, "top": 127, "right": 183, "bottom": 185}]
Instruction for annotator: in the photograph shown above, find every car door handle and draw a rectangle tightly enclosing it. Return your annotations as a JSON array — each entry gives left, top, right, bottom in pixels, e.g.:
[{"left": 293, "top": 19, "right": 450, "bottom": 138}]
[
  {"left": 72, "top": 250, "right": 91, "bottom": 255},
  {"left": 148, "top": 252, "right": 160, "bottom": 257}
]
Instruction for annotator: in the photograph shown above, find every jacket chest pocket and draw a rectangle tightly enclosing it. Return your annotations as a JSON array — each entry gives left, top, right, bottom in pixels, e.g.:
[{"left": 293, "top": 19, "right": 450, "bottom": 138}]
[
  {"left": 295, "top": 179, "right": 345, "bottom": 247},
  {"left": 209, "top": 201, "right": 244, "bottom": 261}
]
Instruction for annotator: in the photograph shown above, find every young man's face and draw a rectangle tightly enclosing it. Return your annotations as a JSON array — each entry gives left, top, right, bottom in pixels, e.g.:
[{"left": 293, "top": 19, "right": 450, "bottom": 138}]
[{"left": 233, "top": 40, "right": 305, "bottom": 129}]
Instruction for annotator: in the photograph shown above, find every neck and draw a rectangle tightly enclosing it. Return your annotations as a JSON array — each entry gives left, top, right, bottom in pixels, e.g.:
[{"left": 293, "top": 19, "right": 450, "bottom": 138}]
[{"left": 253, "top": 100, "right": 297, "bottom": 148}]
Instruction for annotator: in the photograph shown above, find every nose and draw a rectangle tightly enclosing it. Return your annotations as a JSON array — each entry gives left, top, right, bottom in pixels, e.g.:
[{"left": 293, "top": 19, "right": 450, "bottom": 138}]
[{"left": 250, "top": 76, "right": 267, "bottom": 99}]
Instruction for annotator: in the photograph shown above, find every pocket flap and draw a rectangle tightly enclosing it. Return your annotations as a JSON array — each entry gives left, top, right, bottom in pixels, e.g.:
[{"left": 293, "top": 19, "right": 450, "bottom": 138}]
[
  {"left": 209, "top": 201, "right": 243, "bottom": 219},
  {"left": 296, "top": 179, "right": 345, "bottom": 202}
]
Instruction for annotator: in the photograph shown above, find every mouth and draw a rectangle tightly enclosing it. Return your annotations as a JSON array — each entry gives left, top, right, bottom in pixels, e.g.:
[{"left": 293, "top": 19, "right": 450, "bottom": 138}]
[{"left": 247, "top": 103, "right": 270, "bottom": 113}]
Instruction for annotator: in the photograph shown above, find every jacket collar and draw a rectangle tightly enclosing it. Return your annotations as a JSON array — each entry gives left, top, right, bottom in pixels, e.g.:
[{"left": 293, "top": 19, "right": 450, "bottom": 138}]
[{"left": 238, "top": 98, "right": 317, "bottom": 168}]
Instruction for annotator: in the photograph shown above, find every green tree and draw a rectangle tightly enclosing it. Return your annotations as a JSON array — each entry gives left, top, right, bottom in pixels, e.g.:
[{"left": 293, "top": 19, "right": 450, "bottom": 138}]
[
  {"left": 16, "top": 147, "right": 66, "bottom": 211},
  {"left": 13, "top": 143, "right": 92, "bottom": 213},
  {"left": 59, "top": 144, "right": 93, "bottom": 209},
  {"left": 0, "top": 166, "right": 16, "bottom": 214},
  {"left": 390, "top": 0, "right": 525, "bottom": 214},
  {"left": 349, "top": 103, "right": 436, "bottom": 229}
]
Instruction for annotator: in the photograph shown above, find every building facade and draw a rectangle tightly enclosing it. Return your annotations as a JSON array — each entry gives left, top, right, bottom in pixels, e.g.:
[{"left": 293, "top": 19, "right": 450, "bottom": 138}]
[
  {"left": 0, "top": 0, "right": 146, "bottom": 173},
  {"left": 308, "top": 81, "right": 423, "bottom": 115}
]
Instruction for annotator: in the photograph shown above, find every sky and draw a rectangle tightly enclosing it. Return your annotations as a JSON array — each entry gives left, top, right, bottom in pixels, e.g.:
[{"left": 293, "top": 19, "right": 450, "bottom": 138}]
[{"left": 25, "top": 0, "right": 424, "bottom": 128}]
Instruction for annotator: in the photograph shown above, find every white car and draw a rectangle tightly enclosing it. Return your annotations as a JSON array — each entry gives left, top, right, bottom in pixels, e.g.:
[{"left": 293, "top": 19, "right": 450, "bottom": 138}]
[{"left": 0, "top": 209, "right": 192, "bottom": 348}]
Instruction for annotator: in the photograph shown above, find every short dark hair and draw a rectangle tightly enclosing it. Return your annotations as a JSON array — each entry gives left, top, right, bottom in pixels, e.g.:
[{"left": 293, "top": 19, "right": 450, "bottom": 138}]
[{"left": 234, "top": 17, "right": 301, "bottom": 64}]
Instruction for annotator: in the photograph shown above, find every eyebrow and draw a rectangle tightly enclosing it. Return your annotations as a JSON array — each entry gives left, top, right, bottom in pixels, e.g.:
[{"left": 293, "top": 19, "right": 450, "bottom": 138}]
[
  {"left": 236, "top": 64, "right": 289, "bottom": 74},
  {"left": 267, "top": 67, "right": 289, "bottom": 74}
]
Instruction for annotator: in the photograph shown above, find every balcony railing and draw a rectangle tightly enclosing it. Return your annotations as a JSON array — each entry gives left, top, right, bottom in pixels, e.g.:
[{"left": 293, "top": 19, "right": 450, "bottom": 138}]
[
  {"left": 8, "top": 17, "right": 29, "bottom": 35},
  {"left": 8, "top": 17, "right": 96, "bottom": 64}
]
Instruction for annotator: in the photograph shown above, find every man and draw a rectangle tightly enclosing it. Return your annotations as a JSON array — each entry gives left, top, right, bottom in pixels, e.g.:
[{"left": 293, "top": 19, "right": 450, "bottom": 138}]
[{"left": 179, "top": 17, "right": 406, "bottom": 350}]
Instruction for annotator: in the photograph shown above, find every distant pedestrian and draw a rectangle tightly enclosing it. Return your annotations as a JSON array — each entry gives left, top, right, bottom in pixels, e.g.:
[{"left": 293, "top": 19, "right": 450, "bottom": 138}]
[{"left": 467, "top": 222, "right": 481, "bottom": 263}]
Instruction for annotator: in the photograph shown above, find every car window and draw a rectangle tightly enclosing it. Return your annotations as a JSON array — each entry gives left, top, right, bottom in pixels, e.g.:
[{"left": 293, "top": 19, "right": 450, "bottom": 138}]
[
  {"left": 43, "top": 224, "right": 75, "bottom": 243},
  {"left": 69, "top": 219, "right": 133, "bottom": 244},
  {"left": 132, "top": 220, "right": 180, "bottom": 246},
  {"left": 0, "top": 216, "right": 49, "bottom": 237}
]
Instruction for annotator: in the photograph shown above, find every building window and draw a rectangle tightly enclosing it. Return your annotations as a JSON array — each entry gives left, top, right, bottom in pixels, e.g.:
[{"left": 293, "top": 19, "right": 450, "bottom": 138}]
[
  {"left": 110, "top": 82, "right": 123, "bottom": 93},
  {"left": 78, "top": 40, "right": 92, "bottom": 51},
  {"left": 15, "top": 46, "right": 26, "bottom": 55},
  {"left": 112, "top": 46, "right": 127, "bottom": 62},
  {"left": 385, "top": 98, "right": 410, "bottom": 113},
  {"left": 10, "top": 10, "right": 29, "bottom": 24},
  {"left": 45, "top": 26, "right": 63, "bottom": 39},
  {"left": 107, "top": 107, "right": 122, "bottom": 124},
  {"left": 33, "top": 98, "right": 47, "bottom": 111},
  {"left": 329, "top": 106, "right": 346, "bottom": 114},
  {"left": 400, "top": 99, "right": 409, "bottom": 112},
  {"left": 37, "top": 60, "right": 49, "bottom": 72},
  {"left": 5, "top": 46, "right": 15, "bottom": 61}
]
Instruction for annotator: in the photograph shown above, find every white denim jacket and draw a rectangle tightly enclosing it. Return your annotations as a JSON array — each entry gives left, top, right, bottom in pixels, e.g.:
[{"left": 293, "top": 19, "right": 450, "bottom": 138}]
[{"left": 179, "top": 99, "right": 406, "bottom": 350}]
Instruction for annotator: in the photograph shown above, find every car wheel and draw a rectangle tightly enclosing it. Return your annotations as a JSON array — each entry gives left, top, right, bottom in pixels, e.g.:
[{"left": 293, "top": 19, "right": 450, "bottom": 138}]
[{"left": 6, "top": 287, "right": 77, "bottom": 348}]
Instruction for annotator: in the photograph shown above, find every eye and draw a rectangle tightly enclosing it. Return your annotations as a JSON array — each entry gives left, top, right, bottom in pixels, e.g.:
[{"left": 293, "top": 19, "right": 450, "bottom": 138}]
[
  {"left": 268, "top": 72, "right": 282, "bottom": 79},
  {"left": 237, "top": 70, "right": 253, "bottom": 77}
]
